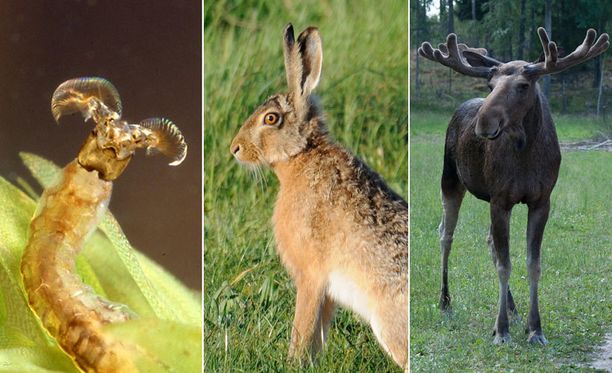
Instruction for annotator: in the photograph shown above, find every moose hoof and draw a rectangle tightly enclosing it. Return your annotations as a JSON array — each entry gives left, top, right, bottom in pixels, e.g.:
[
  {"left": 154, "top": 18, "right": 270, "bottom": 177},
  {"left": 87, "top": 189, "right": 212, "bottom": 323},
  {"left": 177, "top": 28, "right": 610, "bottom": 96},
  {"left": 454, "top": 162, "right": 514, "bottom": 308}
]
[
  {"left": 493, "top": 331, "right": 511, "bottom": 345},
  {"left": 439, "top": 294, "right": 451, "bottom": 311},
  {"left": 527, "top": 331, "right": 548, "bottom": 345}
]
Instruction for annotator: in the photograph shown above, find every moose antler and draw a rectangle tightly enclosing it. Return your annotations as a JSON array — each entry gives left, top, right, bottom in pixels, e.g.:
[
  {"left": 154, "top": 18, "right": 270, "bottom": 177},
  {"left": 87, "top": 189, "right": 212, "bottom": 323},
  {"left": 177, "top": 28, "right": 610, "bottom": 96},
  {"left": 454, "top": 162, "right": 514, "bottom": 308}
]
[
  {"left": 437, "top": 42, "right": 488, "bottom": 57},
  {"left": 526, "top": 28, "right": 609, "bottom": 76},
  {"left": 418, "top": 34, "right": 494, "bottom": 78}
]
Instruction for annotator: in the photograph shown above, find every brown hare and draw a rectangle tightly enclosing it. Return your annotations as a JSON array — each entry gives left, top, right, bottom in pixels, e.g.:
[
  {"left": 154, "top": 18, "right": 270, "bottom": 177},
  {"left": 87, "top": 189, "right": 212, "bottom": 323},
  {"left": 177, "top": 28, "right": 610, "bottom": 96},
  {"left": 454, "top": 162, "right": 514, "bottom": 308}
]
[{"left": 230, "top": 24, "right": 408, "bottom": 368}]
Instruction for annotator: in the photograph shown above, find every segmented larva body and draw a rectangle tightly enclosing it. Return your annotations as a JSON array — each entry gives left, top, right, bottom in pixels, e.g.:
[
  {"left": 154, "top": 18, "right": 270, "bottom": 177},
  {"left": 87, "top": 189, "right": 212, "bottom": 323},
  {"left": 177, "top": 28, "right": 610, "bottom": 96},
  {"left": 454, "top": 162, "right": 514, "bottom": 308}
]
[
  {"left": 21, "top": 161, "right": 136, "bottom": 372},
  {"left": 20, "top": 77, "right": 187, "bottom": 372}
]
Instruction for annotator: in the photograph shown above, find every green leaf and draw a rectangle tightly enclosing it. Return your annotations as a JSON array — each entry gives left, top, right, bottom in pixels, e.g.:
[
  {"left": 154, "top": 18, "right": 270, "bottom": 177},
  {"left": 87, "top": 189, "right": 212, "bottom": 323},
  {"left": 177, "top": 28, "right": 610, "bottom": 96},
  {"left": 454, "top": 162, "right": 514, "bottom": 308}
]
[
  {"left": 104, "top": 318, "right": 202, "bottom": 373},
  {"left": 0, "top": 154, "right": 202, "bottom": 372}
]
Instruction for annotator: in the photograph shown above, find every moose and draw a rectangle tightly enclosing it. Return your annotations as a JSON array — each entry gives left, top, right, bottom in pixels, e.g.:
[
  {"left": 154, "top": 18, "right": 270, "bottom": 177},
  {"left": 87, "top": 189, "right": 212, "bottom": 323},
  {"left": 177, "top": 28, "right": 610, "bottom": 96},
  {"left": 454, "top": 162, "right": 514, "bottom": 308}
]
[{"left": 418, "top": 28, "right": 609, "bottom": 344}]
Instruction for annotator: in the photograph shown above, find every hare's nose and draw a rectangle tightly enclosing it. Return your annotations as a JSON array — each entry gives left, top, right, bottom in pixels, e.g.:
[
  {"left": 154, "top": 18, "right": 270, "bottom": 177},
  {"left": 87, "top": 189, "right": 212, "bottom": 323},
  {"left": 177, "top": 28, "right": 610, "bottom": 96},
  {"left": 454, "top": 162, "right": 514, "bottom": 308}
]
[{"left": 231, "top": 144, "right": 241, "bottom": 156}]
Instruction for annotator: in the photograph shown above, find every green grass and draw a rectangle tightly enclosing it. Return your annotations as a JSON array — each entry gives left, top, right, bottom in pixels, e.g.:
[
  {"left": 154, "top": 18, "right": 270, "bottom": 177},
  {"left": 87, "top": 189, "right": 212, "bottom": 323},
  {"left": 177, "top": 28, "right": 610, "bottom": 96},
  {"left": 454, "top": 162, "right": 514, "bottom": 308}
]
[
  {"left": 204, "top": 1, "right": 407, "bottom": 371},
  {"left": 410, "top": 111, "right": 612, "bottom": 371}
]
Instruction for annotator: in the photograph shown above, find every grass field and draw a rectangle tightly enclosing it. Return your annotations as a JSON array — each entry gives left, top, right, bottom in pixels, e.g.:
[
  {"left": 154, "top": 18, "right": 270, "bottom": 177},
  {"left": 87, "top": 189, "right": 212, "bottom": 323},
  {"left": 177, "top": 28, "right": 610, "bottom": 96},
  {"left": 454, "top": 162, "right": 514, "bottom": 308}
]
[
  {"left": 204, "top": 1, "right": 407, "bottom": 371},
  {"left": 410, "top": 109, "right": 612, "bottom": 371}
]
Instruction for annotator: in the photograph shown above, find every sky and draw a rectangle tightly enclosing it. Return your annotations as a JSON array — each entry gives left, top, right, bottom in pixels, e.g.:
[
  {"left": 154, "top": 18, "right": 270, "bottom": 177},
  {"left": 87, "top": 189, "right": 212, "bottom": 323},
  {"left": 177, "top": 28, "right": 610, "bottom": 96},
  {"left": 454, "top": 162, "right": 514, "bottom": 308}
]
[{"left": 427, "top": 2, "right": 440, "bottom": 17}]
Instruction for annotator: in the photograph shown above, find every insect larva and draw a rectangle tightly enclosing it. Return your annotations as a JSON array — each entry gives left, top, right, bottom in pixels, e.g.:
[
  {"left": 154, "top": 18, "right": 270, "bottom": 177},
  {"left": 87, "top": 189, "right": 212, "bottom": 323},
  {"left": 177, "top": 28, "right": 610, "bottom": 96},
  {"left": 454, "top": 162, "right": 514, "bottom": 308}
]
[{"left": 20, "top": 77, "right": 187, "bottom": 372}]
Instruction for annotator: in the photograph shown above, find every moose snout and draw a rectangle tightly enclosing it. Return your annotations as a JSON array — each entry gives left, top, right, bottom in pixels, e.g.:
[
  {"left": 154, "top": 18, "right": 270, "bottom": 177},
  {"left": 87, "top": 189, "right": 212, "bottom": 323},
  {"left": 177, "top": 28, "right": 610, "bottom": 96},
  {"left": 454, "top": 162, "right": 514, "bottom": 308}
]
[{"left": 475, "top": 109, "right": 505, "bottom": 139}]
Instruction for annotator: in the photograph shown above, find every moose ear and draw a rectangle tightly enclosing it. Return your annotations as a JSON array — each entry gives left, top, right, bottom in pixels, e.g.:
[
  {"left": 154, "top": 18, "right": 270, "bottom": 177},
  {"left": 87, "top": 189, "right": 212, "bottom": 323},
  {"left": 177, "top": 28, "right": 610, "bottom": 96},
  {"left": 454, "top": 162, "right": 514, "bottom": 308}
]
[
  {"left": 296, "top": 27, "right": 322, "bottom": 97},
  {"left": 463, "top": 50, "right": 502, "bottom": 68}
]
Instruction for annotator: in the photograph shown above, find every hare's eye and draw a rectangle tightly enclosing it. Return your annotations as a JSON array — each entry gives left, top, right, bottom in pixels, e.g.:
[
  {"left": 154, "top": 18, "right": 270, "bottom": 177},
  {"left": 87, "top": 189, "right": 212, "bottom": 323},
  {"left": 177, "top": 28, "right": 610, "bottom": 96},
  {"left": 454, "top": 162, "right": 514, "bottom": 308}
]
[{"left": 263, "top": 112, "right": 280, "bottom": 125}]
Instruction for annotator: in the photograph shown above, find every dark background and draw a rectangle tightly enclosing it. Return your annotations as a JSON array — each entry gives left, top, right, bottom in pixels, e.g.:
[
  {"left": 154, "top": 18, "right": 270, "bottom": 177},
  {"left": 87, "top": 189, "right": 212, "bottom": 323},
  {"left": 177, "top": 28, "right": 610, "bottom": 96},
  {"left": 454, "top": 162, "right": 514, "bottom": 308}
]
[{"left": 0, "top": 0, "right": 201, "bottom": 289}]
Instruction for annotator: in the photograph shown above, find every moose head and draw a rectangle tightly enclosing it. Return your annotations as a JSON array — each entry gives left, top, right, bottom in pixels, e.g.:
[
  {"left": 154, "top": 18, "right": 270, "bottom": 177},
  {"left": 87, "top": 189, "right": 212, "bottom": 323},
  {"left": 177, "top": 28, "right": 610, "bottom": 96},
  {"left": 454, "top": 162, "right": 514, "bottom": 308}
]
[{"left": 419, "top": 28, "right": 609, "bottom": 144}]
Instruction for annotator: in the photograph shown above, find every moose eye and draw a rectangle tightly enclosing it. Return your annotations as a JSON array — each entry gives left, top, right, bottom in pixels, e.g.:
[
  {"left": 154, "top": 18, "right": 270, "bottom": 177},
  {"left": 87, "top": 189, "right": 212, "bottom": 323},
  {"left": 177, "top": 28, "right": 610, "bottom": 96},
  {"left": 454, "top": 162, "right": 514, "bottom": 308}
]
[
  {"left": 517, "top": 82, "right": 530, "bottom": 91},
  {"left": 263, "top": 112, "right": 281, "bottom": 125}
]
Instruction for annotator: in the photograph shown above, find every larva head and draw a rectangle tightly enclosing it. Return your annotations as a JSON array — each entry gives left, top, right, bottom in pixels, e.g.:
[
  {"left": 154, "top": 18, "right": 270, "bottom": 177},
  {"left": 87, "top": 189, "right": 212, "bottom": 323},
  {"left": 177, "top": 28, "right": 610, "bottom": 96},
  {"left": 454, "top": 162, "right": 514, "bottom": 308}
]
[
  {"left": 52, "top": 77, "right": 188, "bottom": 180},
  {"left": 230, "top": 24, "right": 323, "bottom": 166}
]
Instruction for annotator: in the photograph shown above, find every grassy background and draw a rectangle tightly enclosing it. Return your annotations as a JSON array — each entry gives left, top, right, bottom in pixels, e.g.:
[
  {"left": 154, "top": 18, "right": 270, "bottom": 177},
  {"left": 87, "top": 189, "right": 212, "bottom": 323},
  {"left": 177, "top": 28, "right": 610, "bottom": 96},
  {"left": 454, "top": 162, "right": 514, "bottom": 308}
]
[
  {"left": 204, "top": 1, "right": 407, "bottom": 371},
  {"left": 410, "top": 109, "right": 612, "bottom": 371}
]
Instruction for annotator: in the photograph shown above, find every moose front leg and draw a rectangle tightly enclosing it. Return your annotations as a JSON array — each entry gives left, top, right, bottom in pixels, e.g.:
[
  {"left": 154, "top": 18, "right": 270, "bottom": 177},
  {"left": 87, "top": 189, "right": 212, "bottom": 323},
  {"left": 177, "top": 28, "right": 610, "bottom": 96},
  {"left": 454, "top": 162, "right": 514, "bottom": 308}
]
[
  {"left": 288, "top": 278, "right": 327, "bottom": 364},
  {"left": 525, "top": 200, "right": 550, "bottom": 345},
  {"left": 439, "top": 177, "right": 466, "bottom": 310},
  {"left": 490, "top": 203, "right": 512, "bottom": 344},
  {"left": 487, "top": 226, "right": 520, "bottom": 321}
]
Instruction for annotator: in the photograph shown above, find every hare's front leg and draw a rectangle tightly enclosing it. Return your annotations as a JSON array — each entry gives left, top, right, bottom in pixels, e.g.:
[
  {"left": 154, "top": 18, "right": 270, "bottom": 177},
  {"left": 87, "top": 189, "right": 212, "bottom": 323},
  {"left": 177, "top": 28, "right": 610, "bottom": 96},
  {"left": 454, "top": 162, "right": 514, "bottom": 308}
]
[{"left": 288, "top": 279, "right": 332, "bottom": 363}]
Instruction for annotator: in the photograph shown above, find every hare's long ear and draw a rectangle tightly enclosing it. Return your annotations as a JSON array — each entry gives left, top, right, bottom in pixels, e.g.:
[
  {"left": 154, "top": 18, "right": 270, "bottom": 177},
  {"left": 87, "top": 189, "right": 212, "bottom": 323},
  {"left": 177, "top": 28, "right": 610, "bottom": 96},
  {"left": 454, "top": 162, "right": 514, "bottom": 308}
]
[
  {"left": 283, "top": 24, "right": 302, "bottom": 97},
  {"left": 296, "top": 27, "right": 322, "bottom": 98},
  {"left": 283, "top": 24, "right": 322, "bottom": 114}
]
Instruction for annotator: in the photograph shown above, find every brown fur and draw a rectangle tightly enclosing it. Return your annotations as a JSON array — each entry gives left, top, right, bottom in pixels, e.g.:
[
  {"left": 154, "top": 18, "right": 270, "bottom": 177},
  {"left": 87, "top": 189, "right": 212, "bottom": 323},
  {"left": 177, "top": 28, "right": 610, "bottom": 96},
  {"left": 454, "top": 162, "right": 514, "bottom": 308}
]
[
  {"left": 419, "top": 28, "right": 608, "bottom": 345},
  {"left": 231, "top": 24, "right": 408, "bottom": 367}
]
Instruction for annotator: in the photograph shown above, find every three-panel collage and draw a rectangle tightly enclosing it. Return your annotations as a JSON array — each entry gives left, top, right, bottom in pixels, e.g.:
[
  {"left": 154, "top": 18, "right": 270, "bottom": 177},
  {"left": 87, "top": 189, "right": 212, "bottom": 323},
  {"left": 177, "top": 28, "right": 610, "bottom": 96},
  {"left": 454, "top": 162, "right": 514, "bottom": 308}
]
[{"left": 0, "top": 1, "right": 609, "bottom": 372}]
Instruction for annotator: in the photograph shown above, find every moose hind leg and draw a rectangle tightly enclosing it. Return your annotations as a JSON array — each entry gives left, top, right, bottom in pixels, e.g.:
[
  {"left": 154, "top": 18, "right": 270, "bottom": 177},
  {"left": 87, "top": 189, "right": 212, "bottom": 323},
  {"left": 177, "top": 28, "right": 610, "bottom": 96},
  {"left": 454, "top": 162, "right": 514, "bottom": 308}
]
[
  {"left": 525, "top": 201, "right": 550, "bottom": 345},
  {"left": 490, "top": 203, "right": 512, "bottom": 344},
  {"left": 488, "top": 227, "right": 520, "bottom": 322},
  {"left": 439, "top": 180, "right": 465, "bottom": 311}
]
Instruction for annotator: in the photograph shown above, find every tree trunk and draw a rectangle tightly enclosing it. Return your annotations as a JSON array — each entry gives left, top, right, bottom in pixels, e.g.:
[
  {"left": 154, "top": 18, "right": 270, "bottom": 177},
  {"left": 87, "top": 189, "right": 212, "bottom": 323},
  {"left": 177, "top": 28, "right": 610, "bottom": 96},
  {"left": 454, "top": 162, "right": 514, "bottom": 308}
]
[
  {"left": 447, "top": 0, "right": 454, "bottom": 34},
  {"left": 593, "top": 17, "right": 604, "bottom": 88},
  {"left": 543, "top": 0, "right": 552, "bottom": 98},
  {"left": 508, "top": 35, "right": 513, "bottom": 61},
  {"left": 594, "top": 56, "right": 602, "bottom": 88},
  {"left": 416, "top": 53, "right": 421, "bottom": 97},
  {"left": 561, "top": 75, "right": 567, "bottom": 114},
  {"left": 597, "top": 57, "right": 605, "bottom": 118},
  {"left": 440, "top": 0, "right": 447, "bottom": 35},
  {"left": 415, "top": 0, "right": 422, "bottom": 98},
  {"left": 528, "top": 0, "right": 536, "bottom": 56},
  {"left": 518, "top": 0, "right": 526, "bottom": 60},
  {"left": 471, "top": 0, "right": 476, "bottom": 21},
  {"left": 447, "top": 0, "right": 453, "bottom": 94}
]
